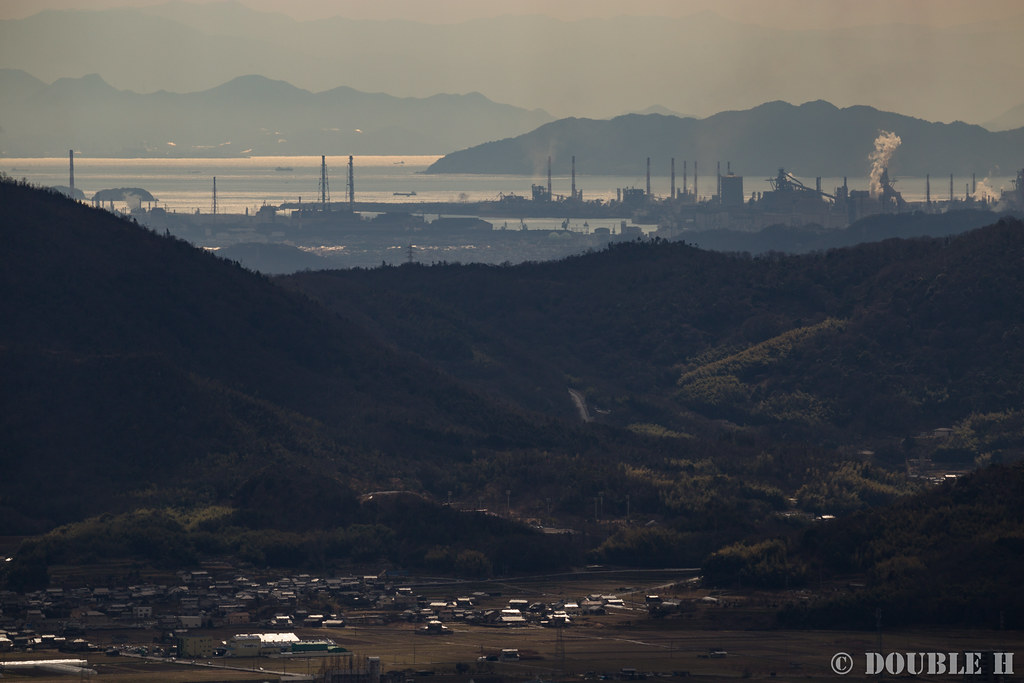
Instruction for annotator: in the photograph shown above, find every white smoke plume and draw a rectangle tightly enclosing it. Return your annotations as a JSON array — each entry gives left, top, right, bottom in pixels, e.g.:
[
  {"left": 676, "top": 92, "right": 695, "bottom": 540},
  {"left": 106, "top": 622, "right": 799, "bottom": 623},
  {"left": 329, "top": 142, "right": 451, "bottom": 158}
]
[
  {"left": 869, "top": 130, "right": 901, "bottom": 197},
  {"left": 124, "top": 192, "right": 143, "bottom": 210},
  {"left": 973, "top": 178, "right": 1001, "bottom": 202}
]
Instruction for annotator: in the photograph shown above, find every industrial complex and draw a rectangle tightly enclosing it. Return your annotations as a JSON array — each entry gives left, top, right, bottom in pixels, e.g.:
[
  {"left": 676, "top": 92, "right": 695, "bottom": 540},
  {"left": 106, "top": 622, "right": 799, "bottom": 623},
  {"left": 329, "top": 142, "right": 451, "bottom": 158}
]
[{"left": 51, "top": 149, "right": 1024, "bottom": 269}]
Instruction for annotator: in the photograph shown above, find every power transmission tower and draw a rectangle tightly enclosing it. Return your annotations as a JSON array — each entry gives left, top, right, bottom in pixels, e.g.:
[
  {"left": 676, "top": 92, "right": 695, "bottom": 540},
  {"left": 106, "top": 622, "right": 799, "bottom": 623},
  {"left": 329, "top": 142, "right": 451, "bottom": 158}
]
[{"left": 319, "top": 155, "right": 330, "bottom": 211}]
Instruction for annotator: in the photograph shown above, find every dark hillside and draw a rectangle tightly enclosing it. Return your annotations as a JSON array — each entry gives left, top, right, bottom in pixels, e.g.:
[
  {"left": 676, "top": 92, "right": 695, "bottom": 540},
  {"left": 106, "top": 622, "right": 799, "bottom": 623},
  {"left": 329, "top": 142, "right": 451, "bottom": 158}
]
[
  {"left": 285, "top": 220, "right": 1024, "bottom": 445},
  {"left": 782, "top": 462, "right": 1024, "bottom": 628},
  {"left": 5, "top": 179, "right": 1024, "bottom": 594},
  {"left": 0, "top": 180, "right": 560, "bottom": 531}
]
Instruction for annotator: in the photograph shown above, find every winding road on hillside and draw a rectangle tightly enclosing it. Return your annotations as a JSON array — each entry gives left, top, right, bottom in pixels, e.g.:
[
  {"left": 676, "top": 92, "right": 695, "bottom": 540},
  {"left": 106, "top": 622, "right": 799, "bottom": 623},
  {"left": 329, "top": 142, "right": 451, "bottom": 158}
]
[{"left": 568, "top": 388, "right": 593, "bottom": 422}]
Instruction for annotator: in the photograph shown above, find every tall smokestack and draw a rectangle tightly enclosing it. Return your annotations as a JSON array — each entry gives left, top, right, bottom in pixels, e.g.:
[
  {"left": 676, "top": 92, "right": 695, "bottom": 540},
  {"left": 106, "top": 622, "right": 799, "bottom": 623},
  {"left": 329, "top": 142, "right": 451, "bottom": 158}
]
[
  {"left": 670, "top": 158, "right": 675, "bottom": 198},
  {"left": 972, "top": 173, "right": 976, "bottom": 195},
  {"left": 212, "top": 176, "right": 217, "bottom": 215},
  {"left": 683, "top": 160, "right": 688, "bottom": 195},
  {"left": 348, "top": 155, "right": 354, "bottom": 207},
  {"left": 69, "top": 149, "right": 74, "bottom": 194},
  {"left": 571, "top": 156, "right": 576, "bottom": 200},
  {"left": 320, "top": 156, "right": 328, "bottom": 210},
  {"left": 950, "top": 174, "right": 954, "bottom": 202},
  {"left": 926, "top": 174, "right": 931, "bottom": 204},
  {"left": 646, "top": 157, "right": 651, "bottom": 196}
]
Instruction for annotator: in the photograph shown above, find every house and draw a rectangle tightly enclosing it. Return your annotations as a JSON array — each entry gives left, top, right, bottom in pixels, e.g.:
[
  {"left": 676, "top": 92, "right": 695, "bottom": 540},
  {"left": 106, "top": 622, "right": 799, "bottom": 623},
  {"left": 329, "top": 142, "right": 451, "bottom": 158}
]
[
  {"left": 418, "top": 619, "right": 450, "bottom": 635},
  {"left": 549, "top": 610, "right": 572, "bottom": 626},
  {"left": 498, "top": 609, "right": 527, "bottom": 626},
  {"left": 179, "top": 615, "right": 202, "bottom": 629}
]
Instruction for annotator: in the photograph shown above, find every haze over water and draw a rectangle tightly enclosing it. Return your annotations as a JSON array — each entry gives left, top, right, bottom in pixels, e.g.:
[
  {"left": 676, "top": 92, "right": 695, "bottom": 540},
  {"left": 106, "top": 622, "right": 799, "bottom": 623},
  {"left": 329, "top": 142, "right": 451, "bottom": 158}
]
[{"left": 3, "top": 156, "right": 1010, "bottom": 217}]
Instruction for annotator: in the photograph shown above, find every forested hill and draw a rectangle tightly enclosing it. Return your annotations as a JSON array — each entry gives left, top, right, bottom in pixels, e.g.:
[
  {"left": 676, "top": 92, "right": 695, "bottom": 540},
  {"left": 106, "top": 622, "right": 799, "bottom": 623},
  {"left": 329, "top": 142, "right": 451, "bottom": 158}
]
[
  {"left": 700, "top": 460, "right": 1024, "bottom": 629},
  {"left": 4, "top": 179, "right": 1024, "bottom": 598},
  {"left": 0, "top": 179, "right": 571, "bottom": 532},
  {"left": 285, "top": 217, "right": 1024, "bottom": 446}
]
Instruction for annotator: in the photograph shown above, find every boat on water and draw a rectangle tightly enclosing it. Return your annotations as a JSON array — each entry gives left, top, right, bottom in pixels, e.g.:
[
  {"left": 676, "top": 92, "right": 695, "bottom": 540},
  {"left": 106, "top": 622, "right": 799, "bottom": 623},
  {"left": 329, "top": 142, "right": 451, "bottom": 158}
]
[
  {"left": 274, "top": 166, "right": 294, "bottom": 172},
  {"left": 393, "top": 191, "right": 417, "bottom": 196}
]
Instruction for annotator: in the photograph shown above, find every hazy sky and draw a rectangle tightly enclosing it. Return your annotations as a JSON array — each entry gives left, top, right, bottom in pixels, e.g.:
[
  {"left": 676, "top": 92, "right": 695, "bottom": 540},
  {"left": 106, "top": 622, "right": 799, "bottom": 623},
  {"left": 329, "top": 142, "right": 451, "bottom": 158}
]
[
  {"left": 2, "top": 0, "right": 1023, "bottom": 125},
  {"left": 3, "top": 0, "right": 1022, "bottom": 27}
]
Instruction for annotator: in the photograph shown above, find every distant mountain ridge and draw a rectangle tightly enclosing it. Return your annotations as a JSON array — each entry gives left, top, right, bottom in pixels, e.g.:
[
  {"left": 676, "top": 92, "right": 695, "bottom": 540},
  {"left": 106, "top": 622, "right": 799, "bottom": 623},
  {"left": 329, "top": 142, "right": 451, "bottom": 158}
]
[
  {"left": 0, "top": 70, "right": 554, "bottom": 156},
  {"left": 986, "top": 101, "right": 1024, "bottom": 132},
  {"left": 426, "top": 100, "right": 1024, "bottom": 178},
  {"left": 2, "top": 3, "right": 1022, "bottom": 124}
]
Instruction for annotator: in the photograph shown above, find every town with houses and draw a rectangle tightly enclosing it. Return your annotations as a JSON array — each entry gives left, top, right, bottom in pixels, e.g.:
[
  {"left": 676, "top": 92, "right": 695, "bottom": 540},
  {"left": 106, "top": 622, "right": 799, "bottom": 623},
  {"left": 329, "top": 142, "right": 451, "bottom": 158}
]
[{"left": 0, "top": 566, "right": 699, "bottom": 680}]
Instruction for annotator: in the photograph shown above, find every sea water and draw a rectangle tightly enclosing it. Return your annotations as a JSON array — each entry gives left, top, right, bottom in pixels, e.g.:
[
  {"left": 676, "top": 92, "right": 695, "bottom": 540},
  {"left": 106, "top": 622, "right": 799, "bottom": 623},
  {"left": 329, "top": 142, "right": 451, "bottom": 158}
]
[{"left": 1, "top": 155, "right": 1012, "bottom": 216}]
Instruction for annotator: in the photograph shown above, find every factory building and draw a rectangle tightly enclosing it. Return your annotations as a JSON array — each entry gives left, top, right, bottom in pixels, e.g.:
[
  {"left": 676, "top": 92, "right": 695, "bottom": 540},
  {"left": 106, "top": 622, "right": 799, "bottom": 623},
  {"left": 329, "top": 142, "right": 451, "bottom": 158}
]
[{"left": 719, "top": 173, "right": 744, "bottom": 207}]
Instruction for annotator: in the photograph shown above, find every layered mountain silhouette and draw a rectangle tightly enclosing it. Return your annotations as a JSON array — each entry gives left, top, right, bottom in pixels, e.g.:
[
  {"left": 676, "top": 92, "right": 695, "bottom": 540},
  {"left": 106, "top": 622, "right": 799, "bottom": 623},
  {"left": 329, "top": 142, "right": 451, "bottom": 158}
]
[
  {"left": 2, "top": 4, "right": 1021, "bottom": 125},
  {"left": 0, "top": 70, "right": 553, "bottom": 156}
]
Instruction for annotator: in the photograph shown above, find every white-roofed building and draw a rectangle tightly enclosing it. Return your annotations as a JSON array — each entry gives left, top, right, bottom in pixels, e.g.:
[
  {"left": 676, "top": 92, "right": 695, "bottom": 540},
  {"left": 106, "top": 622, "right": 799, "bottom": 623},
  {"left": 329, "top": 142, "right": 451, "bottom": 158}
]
[{"left": 227, "top": 632, "right": 300, "bottom": 657}]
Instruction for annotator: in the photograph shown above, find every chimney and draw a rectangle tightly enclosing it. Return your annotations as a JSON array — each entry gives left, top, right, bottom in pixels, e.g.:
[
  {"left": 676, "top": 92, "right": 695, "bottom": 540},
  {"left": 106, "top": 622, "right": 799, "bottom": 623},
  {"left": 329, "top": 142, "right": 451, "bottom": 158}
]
[
  {"left": 69, "top": 149, "right": 75, "bottom": 193},
  {"left": 571, "top": 156, "right": 576, "bottom": 200},
  {"left": 348, "top": 155, "right": 354, "bottom": 206}
]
